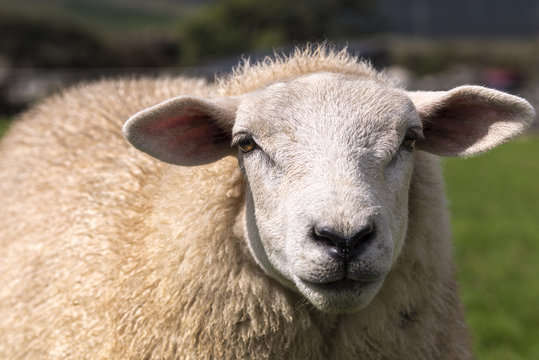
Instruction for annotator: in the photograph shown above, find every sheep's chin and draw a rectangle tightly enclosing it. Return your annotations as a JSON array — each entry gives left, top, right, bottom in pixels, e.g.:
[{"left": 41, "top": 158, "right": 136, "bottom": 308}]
[{"left": 294, "top": 276, "right": 386, "bottom": 314}]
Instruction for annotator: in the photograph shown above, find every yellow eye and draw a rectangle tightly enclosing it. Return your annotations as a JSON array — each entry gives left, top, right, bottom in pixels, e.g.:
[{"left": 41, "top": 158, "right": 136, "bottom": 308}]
[
  {"left": 238, "top": 137, "right": 257, "bottom": 153},
  {"left": 402, "top": 135, "right": 416, "bottom": 152}
]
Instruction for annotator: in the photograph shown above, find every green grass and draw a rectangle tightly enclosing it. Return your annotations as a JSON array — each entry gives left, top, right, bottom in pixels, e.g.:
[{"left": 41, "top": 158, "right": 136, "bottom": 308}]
[
  {"left": 0, "top": 118, "right": 11, "bottom": 138},
  {"left": 444, "top": 136, "right": 539, "bottom": 360}
]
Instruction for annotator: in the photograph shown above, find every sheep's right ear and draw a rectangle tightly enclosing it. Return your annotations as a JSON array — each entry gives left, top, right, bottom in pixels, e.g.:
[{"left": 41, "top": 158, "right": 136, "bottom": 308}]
[
  {"left": 123, "top": 96, "right": 238, "bottom": 166},
  {"left": 408, "top": 86, "right": 535, "bottom": 157}
]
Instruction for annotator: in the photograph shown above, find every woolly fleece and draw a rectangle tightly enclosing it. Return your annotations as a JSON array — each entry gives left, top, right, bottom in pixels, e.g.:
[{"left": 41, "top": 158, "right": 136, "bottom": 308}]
[{"left": 0, "top": 47, "right": 533, "bottom": 359}]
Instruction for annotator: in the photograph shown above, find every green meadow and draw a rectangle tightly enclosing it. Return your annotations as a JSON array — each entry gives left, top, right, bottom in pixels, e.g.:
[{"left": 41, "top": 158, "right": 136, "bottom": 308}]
[
  {"left": 0, "top": 118, "right": 11, "bottom": 137},
  {"left": 0, "top": 118, "right": 537, "bottom": 358},
  {"left": 444, "top": 136, "right": 539, "bottom": 360}
]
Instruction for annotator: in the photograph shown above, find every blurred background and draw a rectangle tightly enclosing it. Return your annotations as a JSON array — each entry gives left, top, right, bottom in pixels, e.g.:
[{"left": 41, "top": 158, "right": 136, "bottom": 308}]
[{"left": 0, "top": 1, "right": 538, "bottom": 359}]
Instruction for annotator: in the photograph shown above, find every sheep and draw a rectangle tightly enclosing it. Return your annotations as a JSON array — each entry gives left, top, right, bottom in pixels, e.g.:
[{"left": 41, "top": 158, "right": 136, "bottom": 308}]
[{"left": 0, "top": 45, "right": 535, "bottom": 359}]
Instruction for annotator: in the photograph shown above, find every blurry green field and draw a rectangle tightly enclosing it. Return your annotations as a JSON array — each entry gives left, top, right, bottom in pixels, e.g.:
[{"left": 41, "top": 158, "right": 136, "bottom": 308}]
[
  {"left": 0, "top": 118, "right": 11, "bottom": 137},
  {"left": 0, "top": 118, "right": 537, "bottom": 357},
  {"left": 444, "top": 136, "right": 539, "bottom": 360}
]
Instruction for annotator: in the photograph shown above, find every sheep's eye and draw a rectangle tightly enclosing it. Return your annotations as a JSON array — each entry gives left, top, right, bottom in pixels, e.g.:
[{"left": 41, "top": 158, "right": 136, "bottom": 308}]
[
  {"left": 238, "top": 137, "right": 257, "bottom": 153},
  {"left": 401, "top": 134, "right": 416, "bottom": 152}
]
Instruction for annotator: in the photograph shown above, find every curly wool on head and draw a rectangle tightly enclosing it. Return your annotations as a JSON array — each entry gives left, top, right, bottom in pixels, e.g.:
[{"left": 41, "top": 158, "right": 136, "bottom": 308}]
[{"left": 219, "top": 44, "right": 394, "bottom": 96}]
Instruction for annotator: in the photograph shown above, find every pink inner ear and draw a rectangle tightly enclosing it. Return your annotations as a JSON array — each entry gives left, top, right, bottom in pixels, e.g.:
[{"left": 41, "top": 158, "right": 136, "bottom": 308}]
[
  {"left": 420, "top": 98, "right": 509, "bottom": 156},
  {"left": 167, "top": 120, "right": 230, "bottom": 156},
  {"left": 142, "top": 108, "right": 207, "bottom": 134},
  {"left": 137, "top": 107, "right": 232, "bottom": 165}
]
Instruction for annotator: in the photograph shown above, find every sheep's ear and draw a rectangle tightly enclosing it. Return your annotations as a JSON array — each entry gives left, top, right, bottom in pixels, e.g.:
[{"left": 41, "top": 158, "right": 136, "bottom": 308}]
[
  {"left": 123, "top": 96, "right": 238, "bottom": 166},
  {"left": 407, "top": 86, "right": 535, "bottom": 157}
]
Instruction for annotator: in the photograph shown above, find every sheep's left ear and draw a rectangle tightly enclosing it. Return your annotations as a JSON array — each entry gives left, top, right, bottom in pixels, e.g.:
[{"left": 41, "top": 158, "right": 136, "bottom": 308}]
[
  {"left": 123, "top": 96, "right": 239, "bottom": 166},
  {"left": 408, "top": 86, "right": 535, "bottom": 157}
]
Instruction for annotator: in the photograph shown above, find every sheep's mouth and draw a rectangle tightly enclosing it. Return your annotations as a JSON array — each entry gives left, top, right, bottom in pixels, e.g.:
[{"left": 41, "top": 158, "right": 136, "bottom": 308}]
[
  {"left": 300, "top": 277, "right": 381, "bottom": 292},
  {"left": 293, "top": 274, "right": 386, "bottom": 313}
]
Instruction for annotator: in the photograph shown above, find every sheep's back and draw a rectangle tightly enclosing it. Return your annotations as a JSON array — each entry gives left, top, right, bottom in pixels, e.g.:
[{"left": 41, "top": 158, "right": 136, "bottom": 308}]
[
  {"left": 0, "top": 76, "right": 215, "bottom": 261},
  {"left": 0, "top": 76, "right": 243, "bottom": 357}
]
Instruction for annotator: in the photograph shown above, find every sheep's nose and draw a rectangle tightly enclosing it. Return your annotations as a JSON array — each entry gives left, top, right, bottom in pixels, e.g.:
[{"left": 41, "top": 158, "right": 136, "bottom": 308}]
[{"left": 312, "top": 223, "right": 375, "bottom": 260}]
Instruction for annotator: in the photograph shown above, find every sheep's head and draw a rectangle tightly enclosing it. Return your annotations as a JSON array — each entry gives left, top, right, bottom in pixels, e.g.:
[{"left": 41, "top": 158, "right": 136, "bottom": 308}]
[{"left": 124, "top": 71, "right": 534, "bottom": 313}]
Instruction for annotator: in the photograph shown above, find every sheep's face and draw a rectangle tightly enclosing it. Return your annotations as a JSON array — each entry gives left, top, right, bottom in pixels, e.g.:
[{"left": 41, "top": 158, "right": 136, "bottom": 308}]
[
  {"left": 233, "top": 73, "right": 421, "bottom": 313},
  {"left": 125, "top": 64, "right": 533, "bottom": 314}
]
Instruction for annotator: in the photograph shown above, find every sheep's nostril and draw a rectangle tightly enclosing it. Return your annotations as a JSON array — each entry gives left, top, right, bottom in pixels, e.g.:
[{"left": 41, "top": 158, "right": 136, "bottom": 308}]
[
  {"left": 351, "top": 222, "right": 375, "bottom": 249},
  {"left": 312, "top": 226, "right": 345, "bottom": 256},
  {"left": 312, "top": 223, "right": 375, "bottom": 259}
]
